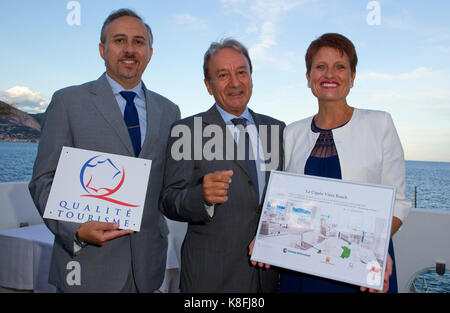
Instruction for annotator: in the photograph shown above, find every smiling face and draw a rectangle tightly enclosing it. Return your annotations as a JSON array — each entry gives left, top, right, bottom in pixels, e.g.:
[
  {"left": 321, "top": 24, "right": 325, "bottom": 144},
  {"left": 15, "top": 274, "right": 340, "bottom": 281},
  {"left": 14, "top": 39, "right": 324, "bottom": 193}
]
[
  {"left": 204, "top": 47, "right": 253, "bottom": 116},
  {"left": 99, "top": 16, "right": 153, "bottom": 89},
  {"left": 306, "top": 46, "right": 355, "bottom": 105}
]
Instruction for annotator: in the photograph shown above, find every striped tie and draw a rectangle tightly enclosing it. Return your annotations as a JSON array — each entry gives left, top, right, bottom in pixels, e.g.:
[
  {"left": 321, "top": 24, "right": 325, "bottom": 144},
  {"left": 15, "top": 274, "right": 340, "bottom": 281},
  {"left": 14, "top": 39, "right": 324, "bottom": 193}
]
[
  {"left": 120, "top": 91, "right": 141, "bottom": 157},
  {"left": 231, "top": 118, "right": 259, "bottom": 197}
]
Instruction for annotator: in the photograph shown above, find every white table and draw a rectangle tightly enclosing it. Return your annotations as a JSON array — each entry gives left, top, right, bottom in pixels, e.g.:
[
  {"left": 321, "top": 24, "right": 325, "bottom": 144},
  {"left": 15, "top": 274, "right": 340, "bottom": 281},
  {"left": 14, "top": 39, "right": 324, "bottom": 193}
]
[
  {"left": 0, "top": 224, "right": 55, "bottom": 292},
  {"left": 0, "top": 220, "right": 187, "bottom": 293}
]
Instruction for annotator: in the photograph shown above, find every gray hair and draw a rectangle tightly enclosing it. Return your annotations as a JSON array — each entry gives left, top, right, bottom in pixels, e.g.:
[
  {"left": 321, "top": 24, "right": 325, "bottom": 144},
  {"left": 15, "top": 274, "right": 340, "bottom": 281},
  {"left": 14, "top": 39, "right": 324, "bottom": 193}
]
[
  {"left": 203, "top": 38, "right": 253, "bottom": 81},
  {"left": 100, "top": 8, "right": 153, "bottom": 48}
]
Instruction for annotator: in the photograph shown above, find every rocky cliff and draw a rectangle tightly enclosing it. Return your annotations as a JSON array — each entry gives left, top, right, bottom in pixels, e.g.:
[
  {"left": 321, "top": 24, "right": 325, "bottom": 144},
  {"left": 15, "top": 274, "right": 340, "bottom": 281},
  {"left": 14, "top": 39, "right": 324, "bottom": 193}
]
[{"left": 0, "top": 101, "right": 43, "bottom": 142}]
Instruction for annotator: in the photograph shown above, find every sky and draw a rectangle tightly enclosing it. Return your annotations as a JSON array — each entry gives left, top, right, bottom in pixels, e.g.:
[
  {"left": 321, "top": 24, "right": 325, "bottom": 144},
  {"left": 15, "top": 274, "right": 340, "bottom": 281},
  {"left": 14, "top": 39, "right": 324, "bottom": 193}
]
[{"left": 0, "top": 0, "right": 449, "bottom": 162}]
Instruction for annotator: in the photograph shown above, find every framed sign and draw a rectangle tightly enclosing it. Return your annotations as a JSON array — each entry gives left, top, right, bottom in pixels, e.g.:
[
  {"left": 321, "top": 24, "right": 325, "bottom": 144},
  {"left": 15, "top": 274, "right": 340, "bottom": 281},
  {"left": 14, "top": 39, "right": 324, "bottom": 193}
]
[
  {"left": 43, "top": 146, "right": 151, "bottom": 231},
  {"left": 251, "top": 171, "right": 395, "bottom": 291}
]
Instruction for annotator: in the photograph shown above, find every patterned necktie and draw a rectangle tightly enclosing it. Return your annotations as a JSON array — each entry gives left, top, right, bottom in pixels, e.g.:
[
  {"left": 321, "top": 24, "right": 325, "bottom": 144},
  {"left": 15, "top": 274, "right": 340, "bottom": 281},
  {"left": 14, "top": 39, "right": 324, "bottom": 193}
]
[
  {"left": 231, "top": 118, "right": 259, "bottom": 197},
  {"left": 120, "top": 91, "right": 141, "bottom": 157}
]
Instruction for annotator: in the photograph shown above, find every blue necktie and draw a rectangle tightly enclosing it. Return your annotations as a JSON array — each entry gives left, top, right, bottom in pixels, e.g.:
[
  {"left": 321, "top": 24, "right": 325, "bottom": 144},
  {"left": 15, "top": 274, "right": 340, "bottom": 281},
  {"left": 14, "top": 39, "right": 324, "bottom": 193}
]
[
  {"left": 120, "top": 91, "right": 141, "bottom": 157},
  {"left": 231, "top": 118, "right": 259, "bottom": 197}
]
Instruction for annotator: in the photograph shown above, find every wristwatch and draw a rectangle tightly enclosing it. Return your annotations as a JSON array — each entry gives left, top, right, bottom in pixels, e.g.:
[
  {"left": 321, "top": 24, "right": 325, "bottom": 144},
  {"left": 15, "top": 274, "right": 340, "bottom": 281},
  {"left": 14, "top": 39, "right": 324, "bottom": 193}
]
[{"left": 75, "top": 232, "right": 88, "bottom": 248}]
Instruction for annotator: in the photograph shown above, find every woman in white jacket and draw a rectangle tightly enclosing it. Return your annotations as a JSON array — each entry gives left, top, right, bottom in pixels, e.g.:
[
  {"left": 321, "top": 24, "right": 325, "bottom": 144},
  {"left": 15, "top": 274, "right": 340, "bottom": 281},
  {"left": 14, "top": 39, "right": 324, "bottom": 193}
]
[{"left": 280, "top": 33, "right": 411, "bottom": 293}]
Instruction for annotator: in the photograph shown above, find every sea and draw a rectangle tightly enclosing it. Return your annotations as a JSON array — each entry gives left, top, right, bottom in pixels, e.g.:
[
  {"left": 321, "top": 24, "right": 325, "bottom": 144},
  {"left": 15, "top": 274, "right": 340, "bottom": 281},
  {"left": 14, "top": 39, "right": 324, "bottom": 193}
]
[
  {"left": 0, "top": 141, "right": 449, "bottom": 292},
  {"left": 2, "top": 142, "right": 448, "bottom": 211}
]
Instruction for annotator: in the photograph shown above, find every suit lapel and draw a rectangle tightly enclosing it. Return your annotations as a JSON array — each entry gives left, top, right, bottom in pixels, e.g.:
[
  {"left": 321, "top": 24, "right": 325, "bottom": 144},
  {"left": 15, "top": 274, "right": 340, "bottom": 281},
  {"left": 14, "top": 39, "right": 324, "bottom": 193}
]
[
  {"left": 249, "top": 109, "right": 273, "bottom": 184},
  {"left": 140, "top": 85, "right": 162, "bottom": 158},
  {"left": 89, "top": 74, "right": 135, "bottom": 156}
]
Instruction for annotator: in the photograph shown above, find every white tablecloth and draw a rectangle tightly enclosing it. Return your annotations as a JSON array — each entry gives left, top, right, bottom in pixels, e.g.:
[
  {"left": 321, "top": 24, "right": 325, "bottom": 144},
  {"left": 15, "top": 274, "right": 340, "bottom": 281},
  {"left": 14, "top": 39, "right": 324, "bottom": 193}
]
[
  {"left": 0, "top": 224, "right": 55, "bottom": 292},
  {"left": 0, "top": 221, "right": 186, "bottom": 293}
]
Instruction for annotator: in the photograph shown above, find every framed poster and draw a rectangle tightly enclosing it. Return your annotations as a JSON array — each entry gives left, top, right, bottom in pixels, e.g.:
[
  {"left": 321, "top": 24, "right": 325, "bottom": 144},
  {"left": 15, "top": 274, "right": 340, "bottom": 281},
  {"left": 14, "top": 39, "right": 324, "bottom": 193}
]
[{"left": 251, "top": 171, "right": 395, "bottom": 291}]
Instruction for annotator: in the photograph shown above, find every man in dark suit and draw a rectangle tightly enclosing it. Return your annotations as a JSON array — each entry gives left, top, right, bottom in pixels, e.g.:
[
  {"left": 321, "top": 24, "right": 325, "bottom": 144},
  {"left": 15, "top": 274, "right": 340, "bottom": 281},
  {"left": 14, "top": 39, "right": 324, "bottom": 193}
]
[
  {"left": 29, "top": 9, "right": 180, "bottom": 292},
  {"left": 160, "top": 38, "right": 284, "bottom": 292}
]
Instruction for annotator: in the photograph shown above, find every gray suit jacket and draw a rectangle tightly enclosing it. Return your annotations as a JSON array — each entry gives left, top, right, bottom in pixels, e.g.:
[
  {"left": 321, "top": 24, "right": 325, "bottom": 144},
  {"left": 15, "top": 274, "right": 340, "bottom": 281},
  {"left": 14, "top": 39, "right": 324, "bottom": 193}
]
[
  {"left": 160, "top": 105, "right": 285, "bottom": 292},
  {"left": 29, "top": 73, "right": 180, "bottom": 292}
]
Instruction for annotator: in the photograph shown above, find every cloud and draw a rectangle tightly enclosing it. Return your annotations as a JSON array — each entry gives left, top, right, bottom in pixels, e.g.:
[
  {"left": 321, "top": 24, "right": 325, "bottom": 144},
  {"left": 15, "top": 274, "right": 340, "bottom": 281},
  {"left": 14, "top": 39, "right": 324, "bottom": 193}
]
[
  {"left": 364, "top": 90, "right": 450, "bottom": 109},
  {"left": 220, "top": 0, "right": 310, "bottom": 69},
  {"left": 382, "top": 16, "right": 411, "bottom": 30},
  {"left": 423, "top": 32, "right": 450, "bottom": 44},
  {"left": 352, "top": 67, "right": 450, "bottom": 115},
  {"left": 172, "top": 13, "right": 207, "bottom": 29},
  {"left": 221, "top": 0, "right": 307, "bottom": 20},
  {"left": 0, "top": 86, "right": 48, "bottom": 113},
  {"left": 358, "top": 67, "right": 443, "bottom": 82},
  {"left": 249, "top": 21, "right": 284, "bottom": 68}
]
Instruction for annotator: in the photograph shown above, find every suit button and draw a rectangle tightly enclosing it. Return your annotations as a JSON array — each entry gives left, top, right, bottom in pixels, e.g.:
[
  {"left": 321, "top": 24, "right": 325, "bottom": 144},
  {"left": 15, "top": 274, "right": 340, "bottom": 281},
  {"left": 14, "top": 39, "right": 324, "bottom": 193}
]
[{"left": 248, "top": 180, "right": 253, "bottom": 186}]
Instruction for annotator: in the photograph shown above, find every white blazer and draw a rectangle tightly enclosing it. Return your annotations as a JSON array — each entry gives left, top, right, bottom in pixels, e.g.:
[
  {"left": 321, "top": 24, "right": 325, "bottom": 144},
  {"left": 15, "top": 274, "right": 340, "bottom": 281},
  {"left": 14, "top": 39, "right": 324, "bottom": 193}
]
[{"left": 284, "top": 108, "right": 411, "bottom": 222}]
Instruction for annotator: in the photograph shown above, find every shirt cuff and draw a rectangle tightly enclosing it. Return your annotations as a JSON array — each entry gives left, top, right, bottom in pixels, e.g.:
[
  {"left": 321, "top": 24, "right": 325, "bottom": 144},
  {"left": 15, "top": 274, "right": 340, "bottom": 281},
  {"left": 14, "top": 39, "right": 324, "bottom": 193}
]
[
  {"left": 73, "top": 233, "right": 87, "bottom": 255},
  {"left": 205, "top": 203, "right": 215, "bottom": 217}
]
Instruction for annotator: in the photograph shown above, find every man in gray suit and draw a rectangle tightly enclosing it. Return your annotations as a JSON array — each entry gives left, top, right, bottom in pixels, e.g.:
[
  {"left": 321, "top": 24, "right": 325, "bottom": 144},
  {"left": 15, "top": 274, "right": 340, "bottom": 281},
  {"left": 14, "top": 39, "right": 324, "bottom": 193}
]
[
  {"left": 161, "top": 39, "right": 284, "bottom": 292},
  {"left": 29, "top": 9, "right": 180, "bottom": 292}
]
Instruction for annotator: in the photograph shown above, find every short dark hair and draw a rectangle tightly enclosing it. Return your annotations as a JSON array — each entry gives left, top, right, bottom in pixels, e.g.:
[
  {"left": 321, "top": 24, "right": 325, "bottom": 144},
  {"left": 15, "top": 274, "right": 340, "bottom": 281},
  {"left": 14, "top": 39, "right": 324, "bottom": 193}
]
[
  {"left": 203, "top": 38, "right": 253, "bottom": 81},
  {"left": 305, "top": 33, "right": 357, "bottom": 75},
  {"left": 100, "top": 8, "right": 153, "bottom": 48}
]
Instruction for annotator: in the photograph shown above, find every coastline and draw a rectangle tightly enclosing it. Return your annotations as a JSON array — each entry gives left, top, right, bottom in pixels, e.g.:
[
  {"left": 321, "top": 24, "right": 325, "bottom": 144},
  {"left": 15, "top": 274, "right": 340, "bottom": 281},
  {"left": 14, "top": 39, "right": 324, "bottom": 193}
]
[{"left": 0, "top": 139, "right": 39, "bottom": 143}]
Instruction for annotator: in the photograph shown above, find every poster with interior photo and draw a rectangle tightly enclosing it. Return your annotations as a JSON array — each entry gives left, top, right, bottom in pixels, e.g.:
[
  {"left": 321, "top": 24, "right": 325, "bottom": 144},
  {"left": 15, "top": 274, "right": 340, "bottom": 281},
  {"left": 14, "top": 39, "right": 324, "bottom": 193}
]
[{"left": 251, "top": 171, "right": 395, "bottom": 291}]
